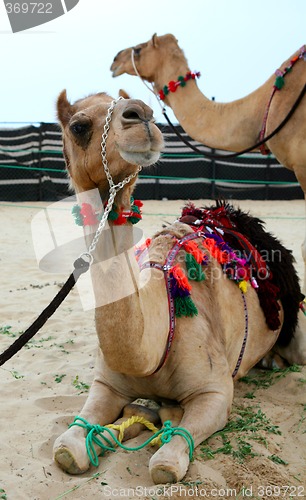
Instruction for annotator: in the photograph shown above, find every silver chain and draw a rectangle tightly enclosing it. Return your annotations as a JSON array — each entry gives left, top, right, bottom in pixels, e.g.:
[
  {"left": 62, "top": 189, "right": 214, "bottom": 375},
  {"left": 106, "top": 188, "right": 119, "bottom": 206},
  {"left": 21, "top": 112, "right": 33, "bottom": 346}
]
[{"left": 84, "top": 97, "right": 142, "bottom": 259}]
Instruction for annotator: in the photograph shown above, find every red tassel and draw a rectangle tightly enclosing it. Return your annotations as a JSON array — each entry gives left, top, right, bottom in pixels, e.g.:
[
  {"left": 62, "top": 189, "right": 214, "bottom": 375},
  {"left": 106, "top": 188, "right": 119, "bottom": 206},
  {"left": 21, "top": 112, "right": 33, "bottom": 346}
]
[
  {"left": 171, "top": 265, "right": 191, "bottom": 291},
  {"left": 133, "top": 199, "right": 143, "bottom": 208},
  {"left": 183, "top": 240, "right": 205, "bottom": 263},
  {"left": 168, "top": 81, "right": 177, "bottom": 92},
  {"left": 113, "top": 212, "right": 127, "bottom": 225},
  {"left": 80, "top": 203, "right": 98, "bottom": 226},
  {"left": 203, "top": 238, "right": 228, "bottom": 264}
]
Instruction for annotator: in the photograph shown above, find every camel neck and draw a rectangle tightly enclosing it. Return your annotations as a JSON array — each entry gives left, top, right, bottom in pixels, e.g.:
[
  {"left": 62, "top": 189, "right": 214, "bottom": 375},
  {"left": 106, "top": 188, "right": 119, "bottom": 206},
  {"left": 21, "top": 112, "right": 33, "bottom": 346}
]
[
  {"left": 90, "top": 214, "right": 169, "bottom": 377},
  {"left": 154, "top": 56, "right": 272, "bottom": 151}
]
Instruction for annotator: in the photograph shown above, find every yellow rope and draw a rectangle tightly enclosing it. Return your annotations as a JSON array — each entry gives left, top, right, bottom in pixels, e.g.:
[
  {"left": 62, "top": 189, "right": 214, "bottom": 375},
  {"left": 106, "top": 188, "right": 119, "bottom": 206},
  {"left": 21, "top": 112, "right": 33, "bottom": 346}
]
[{"left": 106, "top": 415, "right": 161, "bottom": 445}]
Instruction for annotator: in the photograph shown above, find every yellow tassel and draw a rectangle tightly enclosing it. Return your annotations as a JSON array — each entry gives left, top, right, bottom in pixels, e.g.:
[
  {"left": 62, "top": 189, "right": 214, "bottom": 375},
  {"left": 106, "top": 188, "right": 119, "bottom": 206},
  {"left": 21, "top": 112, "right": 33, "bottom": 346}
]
[{"left": 239, "top": 280, "right": 249, "bottom": 293}]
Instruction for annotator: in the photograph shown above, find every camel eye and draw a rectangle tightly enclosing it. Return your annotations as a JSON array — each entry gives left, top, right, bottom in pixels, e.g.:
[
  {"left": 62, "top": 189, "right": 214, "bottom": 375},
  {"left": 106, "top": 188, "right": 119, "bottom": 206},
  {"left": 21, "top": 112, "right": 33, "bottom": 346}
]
[
  {"left": 71, "top": 122, "right": 89, "bottom": 135},
  {"left": 133, "top": 47, "right": 141, "bottom": 56},
  {"left": 69, "top": 118, "right": 93, "bottom": 148}
]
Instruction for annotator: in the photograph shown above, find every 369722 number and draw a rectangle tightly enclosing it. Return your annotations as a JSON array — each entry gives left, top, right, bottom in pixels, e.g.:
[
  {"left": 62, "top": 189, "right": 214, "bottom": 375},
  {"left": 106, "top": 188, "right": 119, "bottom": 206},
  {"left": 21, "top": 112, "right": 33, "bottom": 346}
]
[
  {"left": 257, "top": 485, "right": 305, "bottom": 497},
  {"left": 5, "top": 3, "right": 53, "bottom": 14}
]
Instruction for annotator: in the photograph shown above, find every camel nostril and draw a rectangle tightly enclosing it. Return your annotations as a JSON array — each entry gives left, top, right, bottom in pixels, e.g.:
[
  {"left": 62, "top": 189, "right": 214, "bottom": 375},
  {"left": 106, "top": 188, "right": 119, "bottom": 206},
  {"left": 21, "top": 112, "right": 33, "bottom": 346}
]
[{"left": 122, "top": 109, "right": 143, "bottom": 121}]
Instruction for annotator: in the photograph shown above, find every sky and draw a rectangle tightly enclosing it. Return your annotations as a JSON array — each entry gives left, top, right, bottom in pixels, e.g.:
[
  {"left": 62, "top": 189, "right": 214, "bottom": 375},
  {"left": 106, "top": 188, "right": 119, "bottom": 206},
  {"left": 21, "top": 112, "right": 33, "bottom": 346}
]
[{"left": 0, "top": 0, "right": 305, "bottom": 125}]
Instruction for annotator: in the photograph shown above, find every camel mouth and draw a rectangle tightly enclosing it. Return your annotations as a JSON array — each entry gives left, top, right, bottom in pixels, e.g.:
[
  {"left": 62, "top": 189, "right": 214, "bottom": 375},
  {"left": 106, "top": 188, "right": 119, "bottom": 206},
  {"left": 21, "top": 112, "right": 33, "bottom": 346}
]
[
  {"left": 110, "top": 64, "right": 123, "bottom": 78},
  {"left": 119, "top": 149, "right": 160, "bottom": 167}
]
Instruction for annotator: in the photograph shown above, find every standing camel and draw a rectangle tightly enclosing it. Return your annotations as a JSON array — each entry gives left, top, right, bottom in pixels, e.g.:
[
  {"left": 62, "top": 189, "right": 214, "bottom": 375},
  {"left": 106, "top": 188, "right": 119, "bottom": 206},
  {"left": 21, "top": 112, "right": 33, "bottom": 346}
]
[
  {"left": 53, "top": 90, "right": 305, "bottom": 484},
  {"left": 110, "top": 33, "right": 306, "bottom": 288}
]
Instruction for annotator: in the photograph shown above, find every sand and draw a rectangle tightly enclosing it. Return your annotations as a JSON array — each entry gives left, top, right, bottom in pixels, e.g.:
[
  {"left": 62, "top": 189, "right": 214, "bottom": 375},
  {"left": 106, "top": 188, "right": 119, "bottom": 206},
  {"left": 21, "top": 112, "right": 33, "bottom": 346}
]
[{"left": 0, "top": 199, "right": 305, "bottom": 500}]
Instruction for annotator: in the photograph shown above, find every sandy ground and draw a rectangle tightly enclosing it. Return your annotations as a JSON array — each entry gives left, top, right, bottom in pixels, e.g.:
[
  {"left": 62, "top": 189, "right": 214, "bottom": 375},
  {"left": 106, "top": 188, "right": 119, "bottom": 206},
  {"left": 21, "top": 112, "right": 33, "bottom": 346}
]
[{"left": 0, "top": 199, "right": 305, "bottom": 500}]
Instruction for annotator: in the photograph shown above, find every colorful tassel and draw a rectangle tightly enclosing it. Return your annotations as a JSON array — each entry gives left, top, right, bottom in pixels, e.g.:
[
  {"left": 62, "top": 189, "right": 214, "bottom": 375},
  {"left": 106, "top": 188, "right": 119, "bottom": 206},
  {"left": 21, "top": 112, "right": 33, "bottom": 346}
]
[
  {"left": 274, "top": 75, "right": 285, "bottom": 90},
  {"left": 72, "top": 204, "right": 83, "bottom": 226},
  {"left": 203, "top": 237, "right": 228, "bottom": 264},
  {"left": 80, "top": 203, "right": 98, "bottom": 226},
  {"left": 178, "top": 75, "right": 186, "bottom": 87},
  {"left": 158, "top": 71, "right": 201, "bottom": 100},
  {"left": 170, "top": 265, "right": 191, "bottom": 292},
  {"left": 113, "top": 212, "right": 127, "bottom": 225},
  {"left": 174, "top": 296, "right": 198, "bottom": 317},
  {"left": 238, "top": 280, "right": 249, "bottom": 293},
  {"left": 299, "top": 298, "right": 306, "bottom": 316},
  {"left": 183, "top": 240, "right": 205, "bottom": 264},
  {"left": 108, "top": 208, "right": 119, "bottom": 221},
  {"left": 185, "top": 253, "right": 206, "bottom": 281}
]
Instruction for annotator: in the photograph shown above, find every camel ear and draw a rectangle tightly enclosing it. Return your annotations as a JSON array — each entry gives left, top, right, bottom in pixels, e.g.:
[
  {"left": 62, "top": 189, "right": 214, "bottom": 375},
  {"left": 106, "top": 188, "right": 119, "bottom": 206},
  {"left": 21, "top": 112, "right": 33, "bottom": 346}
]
[
  {"left": 57, "top": 89, "right": 73, "bottom": 127},
  {"left": 151, "top": 33, "right": 158, "bottom": 48},
  {"left": 119, "top": 89, "right": 130, "bottom": 99}
]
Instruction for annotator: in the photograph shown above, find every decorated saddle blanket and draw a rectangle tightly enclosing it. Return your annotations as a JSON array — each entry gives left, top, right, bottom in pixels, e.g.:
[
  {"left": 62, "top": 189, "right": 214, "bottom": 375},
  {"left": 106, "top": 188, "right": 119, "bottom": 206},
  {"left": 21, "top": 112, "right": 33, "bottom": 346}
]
[{"left": 178, "top": 202, "right": 301, "bottom": 346}]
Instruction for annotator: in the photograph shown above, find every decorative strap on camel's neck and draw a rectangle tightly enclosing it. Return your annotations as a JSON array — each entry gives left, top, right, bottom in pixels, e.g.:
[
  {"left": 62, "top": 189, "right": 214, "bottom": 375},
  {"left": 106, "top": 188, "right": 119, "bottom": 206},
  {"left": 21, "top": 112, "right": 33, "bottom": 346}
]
[
  {"left": 260, "top": 44, "right": 306, "bottom": 155},
  {"left": 72, "top": 197, "right": 143, "bottom": 227},
  {"left": 158, "top": 71, "right": 201, "bottom": 101}
]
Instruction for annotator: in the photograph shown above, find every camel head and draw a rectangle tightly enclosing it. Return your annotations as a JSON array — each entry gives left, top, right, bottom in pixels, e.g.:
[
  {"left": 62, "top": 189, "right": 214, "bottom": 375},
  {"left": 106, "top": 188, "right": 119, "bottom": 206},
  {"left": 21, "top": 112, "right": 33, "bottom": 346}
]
[
  {"left": 110, "top": 33, "right": 183, "bottom": 82},
  {"left": 57, "top": 90, "right": 164, "bottom": 198}
]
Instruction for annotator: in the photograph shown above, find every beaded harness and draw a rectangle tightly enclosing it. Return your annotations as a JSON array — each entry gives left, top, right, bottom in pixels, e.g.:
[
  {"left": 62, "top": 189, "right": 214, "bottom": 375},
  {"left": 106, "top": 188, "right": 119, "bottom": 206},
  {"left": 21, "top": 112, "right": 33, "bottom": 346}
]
[{"left": 136, "top": 229, "right": 251, "bottom": 378}]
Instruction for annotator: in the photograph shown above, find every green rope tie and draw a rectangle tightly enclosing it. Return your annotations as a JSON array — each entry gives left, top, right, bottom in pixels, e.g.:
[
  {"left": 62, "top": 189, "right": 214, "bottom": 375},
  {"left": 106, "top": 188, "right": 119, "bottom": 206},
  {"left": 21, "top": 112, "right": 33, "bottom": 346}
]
[{"left": 69, "top": 416, "right": 194, "bottom": 468}]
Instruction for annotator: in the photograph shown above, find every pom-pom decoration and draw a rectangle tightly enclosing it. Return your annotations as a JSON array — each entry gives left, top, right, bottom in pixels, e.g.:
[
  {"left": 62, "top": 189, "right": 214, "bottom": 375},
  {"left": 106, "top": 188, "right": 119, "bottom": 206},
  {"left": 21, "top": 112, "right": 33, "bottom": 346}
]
[
  {"left": 158, "top": 71, "right": 201, "bottom": 100},
  {"left": 72, "top": 197, "right": 143, "bottom": 227}
]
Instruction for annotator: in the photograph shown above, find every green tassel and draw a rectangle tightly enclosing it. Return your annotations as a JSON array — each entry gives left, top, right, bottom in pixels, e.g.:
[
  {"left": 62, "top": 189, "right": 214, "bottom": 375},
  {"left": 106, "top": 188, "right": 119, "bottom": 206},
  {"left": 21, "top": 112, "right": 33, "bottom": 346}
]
[
  {"left": 178, "top": 75, "right": 186, "bottom": 87},
  {"left": 163, "top": 85, "right": 169, "bottom": 95},
  {"left": 108, "top": 208, "right": 119, "bottom": 221},
  {"left": 274, "top": 75, "right": 285, "bottom": 90},
  {"left": 128, "top": 215, "right": 141, "bottom": 225},
  {"left": 72, "top": 205, "right": 83, "bottom": 226},
  {"left": 185, "top": 253, "right": 206, "bottom": 281},
  {"left": 131, "top": 205, "right": 141, "bottom": 215},
  {"left": 174, "top": 296, "right": 198, "bottom": 318}
]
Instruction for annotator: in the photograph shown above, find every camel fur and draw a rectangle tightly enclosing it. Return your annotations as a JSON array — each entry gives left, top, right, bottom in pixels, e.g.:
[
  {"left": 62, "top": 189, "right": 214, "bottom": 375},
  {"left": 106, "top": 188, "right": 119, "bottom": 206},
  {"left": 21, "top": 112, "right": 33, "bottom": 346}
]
[
  {"left": 53, "top": 91, "right": 305, "bottom": 485},
  {"left": 110, "top": 33, "right": 306, "bottom": 291}
]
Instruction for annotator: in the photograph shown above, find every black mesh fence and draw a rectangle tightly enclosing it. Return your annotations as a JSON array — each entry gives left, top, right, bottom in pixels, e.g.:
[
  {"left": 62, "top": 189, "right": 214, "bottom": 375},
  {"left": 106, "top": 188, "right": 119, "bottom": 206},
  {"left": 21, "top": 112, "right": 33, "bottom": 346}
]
[{"left": 0, "top": 123, "right": 303, "bottom": 201}]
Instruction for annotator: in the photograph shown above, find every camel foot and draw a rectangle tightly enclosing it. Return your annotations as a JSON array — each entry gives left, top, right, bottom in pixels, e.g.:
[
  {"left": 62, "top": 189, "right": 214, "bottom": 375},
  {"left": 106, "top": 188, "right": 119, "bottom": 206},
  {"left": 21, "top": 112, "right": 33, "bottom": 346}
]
[
  {"left": 149, "top": 447, "right": 189, "bottom": 484},
  {"left": 54, "top": 446, "right": 89, "bottom": 475},
  {"left": 257, "top": 351, "right": 287, "bottom": 370},
  {"left": 150, "top": 463, "right": 179, "bottom": 484},
  {"left": 53, "top": 432, "right": 90, "bottom": 475}
]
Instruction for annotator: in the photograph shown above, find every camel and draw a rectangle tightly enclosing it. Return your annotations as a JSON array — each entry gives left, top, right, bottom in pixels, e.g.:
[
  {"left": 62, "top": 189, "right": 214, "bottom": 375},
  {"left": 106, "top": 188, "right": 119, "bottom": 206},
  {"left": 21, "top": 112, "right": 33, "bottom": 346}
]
[
  {"left": 110, "top": 33, "right": 306, "bottom": 289},
  {"left": 53, "top": 90, "right": 305, "bottom": 485}
]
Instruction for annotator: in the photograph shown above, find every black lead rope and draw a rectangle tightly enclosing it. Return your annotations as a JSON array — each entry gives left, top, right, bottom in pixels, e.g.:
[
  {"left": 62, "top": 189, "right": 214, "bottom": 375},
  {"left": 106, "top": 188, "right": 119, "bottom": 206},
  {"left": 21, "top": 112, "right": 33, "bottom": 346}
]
[
  {"left": 0, "top": 257, "right": 90, "bottom": 366},
  {"left": 162, "top": 83, "right": 306, "bottom": 160}
]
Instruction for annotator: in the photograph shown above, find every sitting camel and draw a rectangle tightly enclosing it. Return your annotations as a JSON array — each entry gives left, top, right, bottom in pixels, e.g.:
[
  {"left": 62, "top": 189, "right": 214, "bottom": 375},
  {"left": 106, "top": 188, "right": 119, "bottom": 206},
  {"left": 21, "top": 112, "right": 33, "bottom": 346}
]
[
  {"left": 53, "top": 90, "right": 305, "bottom": 485},
  {"left": 110, "top": 33, "right": 306, "bottom": 290}
]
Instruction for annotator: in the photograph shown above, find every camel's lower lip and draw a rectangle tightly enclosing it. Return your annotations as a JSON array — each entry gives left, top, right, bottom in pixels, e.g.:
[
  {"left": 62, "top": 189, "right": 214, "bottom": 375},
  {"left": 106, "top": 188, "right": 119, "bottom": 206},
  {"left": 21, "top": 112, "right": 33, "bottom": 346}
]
[
  {"left": 111, "top": 67, "right": 121, "bottom": 78},
  {"left": 119, "top": 150, "right": 160, "bottom": 166}
]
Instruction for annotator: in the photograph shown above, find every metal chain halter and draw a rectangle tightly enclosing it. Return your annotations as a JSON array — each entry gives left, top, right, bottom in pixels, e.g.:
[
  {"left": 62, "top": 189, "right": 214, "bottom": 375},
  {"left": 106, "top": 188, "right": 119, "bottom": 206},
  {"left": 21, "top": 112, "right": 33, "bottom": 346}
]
[{"left": 82, "top": 96, "right": 142, "bottom": 260}]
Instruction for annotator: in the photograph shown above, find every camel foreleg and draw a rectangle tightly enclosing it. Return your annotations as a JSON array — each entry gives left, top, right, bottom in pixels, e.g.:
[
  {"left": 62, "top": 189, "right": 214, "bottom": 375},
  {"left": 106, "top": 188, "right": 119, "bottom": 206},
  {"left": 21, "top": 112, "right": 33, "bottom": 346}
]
[
  {"left": 53, "top": 378, "right": 131, "bottom": 474},
  {"left": 149, "top": 384, "right": 233, "bottom": 484}
]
